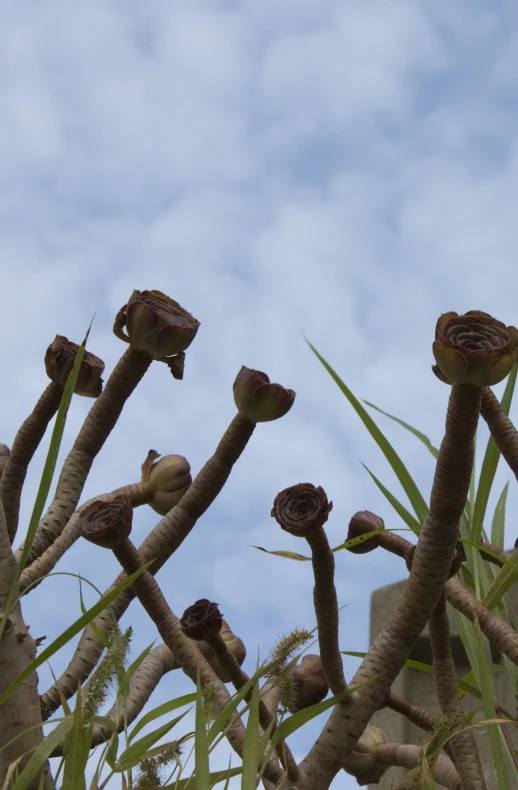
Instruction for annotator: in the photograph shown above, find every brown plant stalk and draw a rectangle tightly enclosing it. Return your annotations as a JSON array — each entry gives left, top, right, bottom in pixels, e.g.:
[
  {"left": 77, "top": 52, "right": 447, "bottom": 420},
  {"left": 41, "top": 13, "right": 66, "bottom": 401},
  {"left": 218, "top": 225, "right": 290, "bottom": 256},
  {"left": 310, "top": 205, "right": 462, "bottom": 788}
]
[
  {"left": 40, "top": 413, "right": 255, "bottom": 719},
  {"left": 17, "top": 348, "right": 152, "bottom": 565},
  {"left": 481, "top": 387, "right": 518, "bottom": 480},
  {"left": 101, "top": 536, "right": 283, "bottom": 785},
  {"left": 428, "top": 592, "right": 485, "bottom": 789},
  {"left": 375, "top": 744, "right": 461, "bottom": 790},
  {"left": 0, "top": 382, "right": 62, "bottom": 543},
  {"left": 305, "top": 526, "right": 347, "bottom": 696},
  {"left": 277, "top": 383, "right": 481, "bottom": 790}
]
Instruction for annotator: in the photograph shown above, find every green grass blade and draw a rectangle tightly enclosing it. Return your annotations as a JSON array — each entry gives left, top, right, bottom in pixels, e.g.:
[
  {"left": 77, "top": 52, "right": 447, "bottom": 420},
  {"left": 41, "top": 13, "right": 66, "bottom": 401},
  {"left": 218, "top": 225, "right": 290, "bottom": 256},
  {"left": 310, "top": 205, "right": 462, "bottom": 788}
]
[
  {"left": 241, "top": 682, "right": 260, "bottom": 790},
  {"left": 471, "top": 367, "right": 517, "bottom": 543},
  {"left": 164, "top": 768, "right": 243, "bottom": 790},
  {"left": 481, "top": 547, "right": 518, "bottom": 610},
  {"left": 118, "top": 641, "right": 156, "bottom": 699},
  {"left": 307, "top": 340, "right": 429, "bottom": 523},
  {"left": 0, "top": 564, "right": 150, "bottom": 706},
  {"left": 361, "top": 465, "right": 422, "bottom": 535},
  {"left": 364, "top": 401, "right": 439, "bottom": 458},
  {"left": 128, "top": 694, "right": 195, "bottom": 742},
  {"left": 9, "top": 718, "right": 74, "bottom": 790},
  {"left": 195, "top": 674, "right": 210, "bottom": 790},
  {"left": 117, "top": 713, "right": 188, "bottom": 771},
  {"left": 491, "top": 483, "right": 509, "bottom": 550},
  {"left": 62, "top": 686, "right": 87, "bottom": 790}
]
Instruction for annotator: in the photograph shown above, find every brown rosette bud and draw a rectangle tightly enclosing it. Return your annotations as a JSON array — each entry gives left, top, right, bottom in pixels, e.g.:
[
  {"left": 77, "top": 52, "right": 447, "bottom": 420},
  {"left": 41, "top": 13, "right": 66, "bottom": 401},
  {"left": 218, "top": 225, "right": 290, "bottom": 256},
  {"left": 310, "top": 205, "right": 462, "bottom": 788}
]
[
  {"left": 405, "top": 541, "right": 464, "bottom": 579},
  {"left": 345, "top": 511, "right": 385, "bottom": 554},
  {"left": 284, "top": 654, "right": 329, "bottom": 713},
  {"left": 113, "top": 290, "right": 200, "bottom": 361},
  {"left": 45, "top": 336, "right": 105, "bottom": 397},
  {"left": 79, "top": 495, "right": 133, "bottom": 549},
  {"left": 233, "top": 366, "right": 295, "bottom": 423},
  {"left": 0, "top": 444, "right": 10, "bottom": 480},
  {"left": 271, "top": 483, "right": 332, "bottom": 538},
  {"left": 432, "top": 311, "right": 518, "bottom": 387},
  {"left": 143, "top": 453, "right": 192, "bottom": 515},
  {"left": 180, "top": 599, "right": 223, "bottom": 641}
]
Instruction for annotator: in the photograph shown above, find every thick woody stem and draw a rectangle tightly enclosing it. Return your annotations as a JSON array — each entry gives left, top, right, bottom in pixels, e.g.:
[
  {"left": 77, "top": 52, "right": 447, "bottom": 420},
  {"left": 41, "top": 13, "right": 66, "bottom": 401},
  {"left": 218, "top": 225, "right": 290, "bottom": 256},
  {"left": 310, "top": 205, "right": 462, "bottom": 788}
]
[
  {"left": 280, "top": 384, "right": 481, "bottom": 790},
  {"left": 305, "top": 526, "right": 347, "bottom": 696},
  {"left": 480, "top": 387, "right": 518, "bottom": 480},
  {"left": 429, "top": 593, "right": 485, "bottom": 789},
  {"left": 377, "top": 531, "right": 414, "bottom": 560},
  {"left": 0, "top": 382, "right": 62, "bottom": 543},
  {"left": 204, "top": 633, "right": 300, "bottom": 782},
  {"left": 17, "top": 348, "right": 152, "bottom": 565},
  {"left": 375, "top": 744, "right": 461, "bottom": 790},
  {"left": 40, "top": 414, "right": 255, "bottom": 719},
  {"left": 109, "top": 538, "right": 282, "bottom": 785},
  {"left": 385, "top": 693, "right": 439, "bottom": 733},
  {"left": 19, "top": 481, "right": 154, "bottom": 594}
]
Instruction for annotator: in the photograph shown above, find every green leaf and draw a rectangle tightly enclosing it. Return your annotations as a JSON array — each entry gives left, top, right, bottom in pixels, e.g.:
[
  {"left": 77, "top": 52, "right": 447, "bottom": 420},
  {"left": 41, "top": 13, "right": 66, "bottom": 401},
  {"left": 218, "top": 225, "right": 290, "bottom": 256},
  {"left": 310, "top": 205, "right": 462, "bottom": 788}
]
[
  {"left": 364, "top": 400, "right": 439, "bottom": 458},
  {"left": 128, "top": 694, "right": 196, "bottom": 742},
  {"left": 163, "top": 768, "right": 243, "bottom": 790},
  {"left": 9, "top": 718, "right": 74, "bottom": 790},
  {"left": 195, "top": 674, "right": 210, "bottom": 790},
  {"left": 270, "top": 676, "right": 379, "bottom": 747},
  {"left": 62, "top": 686, "right": 87, "bottom": 790},
  {"left": 471, "top": 367, "right": 517, "bottom": 544},
  {"left": 361, "top": 465, "right": 422, "bottom": 535},
  {"left": 208, "top": 679, "right": 255, "bottom": 745},
  {"left": 481, "top": 546, "right": 518, "bottom": 611},
  {"left": 117, "top": 713, "right": 188, "bottom": 771},
  {"left": 0, "top": 564, "right": 150, "bottom": 706},
  {"left": 241, "top": 683, "right": 260, "bottom": 790},
  {"left": 119, "top": 641, "right": 156, "bottom": 699},
  {"left": 307, "top": 340, "right": 429, "bottom": 523},
  {"left": 491, "top": 483, "right": 509, "bottom": 551},
  {"left": 251, "top": 546, "right": 310, "bottom": 561}
]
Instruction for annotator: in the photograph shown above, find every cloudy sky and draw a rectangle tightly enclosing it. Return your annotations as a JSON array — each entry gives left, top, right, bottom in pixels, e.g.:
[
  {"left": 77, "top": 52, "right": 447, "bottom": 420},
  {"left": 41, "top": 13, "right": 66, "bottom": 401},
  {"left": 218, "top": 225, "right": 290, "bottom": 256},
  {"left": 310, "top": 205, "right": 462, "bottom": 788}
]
[{"left": 2, "top": 0, "right": 518, "bottom": 787}]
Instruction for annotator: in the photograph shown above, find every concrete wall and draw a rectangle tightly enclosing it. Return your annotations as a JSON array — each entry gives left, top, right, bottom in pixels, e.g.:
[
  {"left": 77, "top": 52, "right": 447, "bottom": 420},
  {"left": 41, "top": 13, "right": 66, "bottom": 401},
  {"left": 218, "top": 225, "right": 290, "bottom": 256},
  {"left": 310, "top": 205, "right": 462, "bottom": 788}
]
[{"left": 368, "top": 579, "right": 518, "bottom": 789}]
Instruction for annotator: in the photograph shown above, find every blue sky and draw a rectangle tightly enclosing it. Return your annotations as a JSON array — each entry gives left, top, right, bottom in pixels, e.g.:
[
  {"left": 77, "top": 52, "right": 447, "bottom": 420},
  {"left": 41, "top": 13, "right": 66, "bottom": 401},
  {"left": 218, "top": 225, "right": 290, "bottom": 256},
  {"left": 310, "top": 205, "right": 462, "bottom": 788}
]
[{"left": 2, "top": 1, "right": 518, "bottom": 787}]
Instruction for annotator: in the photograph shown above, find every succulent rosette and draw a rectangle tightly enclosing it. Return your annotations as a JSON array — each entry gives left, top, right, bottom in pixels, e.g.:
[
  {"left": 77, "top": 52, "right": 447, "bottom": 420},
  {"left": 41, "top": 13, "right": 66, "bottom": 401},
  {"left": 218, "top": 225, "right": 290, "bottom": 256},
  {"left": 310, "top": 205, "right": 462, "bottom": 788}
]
[
  {"left": 45, "top": 336, "right": 105, "bottom": 398},
  {"left": 145, "top": 453, "right": 192, "bottom": 515},
  {"left": 79, "top": 495, "right": 133, "bottom": 549},
  {"left": 432, "top": 311, "right": 518, "bottom": 387},
  {"left": 271, "top": 483, "right": 332, "bottom": 538},
  {"left": 113, "top": 290, "right": 200, "bottom": 361},
  {"left": 346, "top": 511, "right": 385, "bottom": 554},
  {"left": 233, "top": 366, "right": 295, "bottom": 422},
  {"left": 180, "top": 599, "right": 223, "bottom": 641}
]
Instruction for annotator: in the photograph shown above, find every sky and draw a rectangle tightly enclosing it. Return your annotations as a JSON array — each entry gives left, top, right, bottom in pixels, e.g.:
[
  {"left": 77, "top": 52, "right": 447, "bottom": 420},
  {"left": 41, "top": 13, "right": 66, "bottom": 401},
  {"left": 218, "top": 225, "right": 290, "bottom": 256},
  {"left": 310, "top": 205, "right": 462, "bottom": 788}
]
[{"left": 2, "top": 0, "right": 518, "bottom": 787}]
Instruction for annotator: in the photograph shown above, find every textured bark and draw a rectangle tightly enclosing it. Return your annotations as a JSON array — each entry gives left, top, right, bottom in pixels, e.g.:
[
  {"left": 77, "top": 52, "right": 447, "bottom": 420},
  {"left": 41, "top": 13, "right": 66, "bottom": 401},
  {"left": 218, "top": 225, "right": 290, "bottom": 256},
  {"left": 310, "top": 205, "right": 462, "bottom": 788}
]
[
  {"left": 40, "top": 414, "right": 255, "bottom": 718},
  {"left": 374, "top": 744, "right": 461, "bottom": 790},
  {"left": 0, "top": 382, "right": 62, "bottom": 544},
  {"left": 0, "top": 501, "right": 50, "bottom": 788},
  {"left": 276, "top": 383, "right": 481, "bottom": 790},
  {"left": 17, "top": 348, "right": 152, "bottom": 565},
  {"left": 429, "top": 593, "right": 485, "bottom": 789},
  {"left": 481, "top": 387, "right": 518, "bottom": 480},
  {"left": 305, "top": 526, "right": 347, "bottom": 696}
]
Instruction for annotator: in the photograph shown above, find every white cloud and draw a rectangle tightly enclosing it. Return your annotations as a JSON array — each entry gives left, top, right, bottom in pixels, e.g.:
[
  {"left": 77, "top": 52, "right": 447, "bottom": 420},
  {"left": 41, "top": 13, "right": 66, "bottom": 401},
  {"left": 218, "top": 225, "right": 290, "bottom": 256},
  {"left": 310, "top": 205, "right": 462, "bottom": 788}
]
[{"left": 2, "top": 1, "right": 518, "bottom": 787}]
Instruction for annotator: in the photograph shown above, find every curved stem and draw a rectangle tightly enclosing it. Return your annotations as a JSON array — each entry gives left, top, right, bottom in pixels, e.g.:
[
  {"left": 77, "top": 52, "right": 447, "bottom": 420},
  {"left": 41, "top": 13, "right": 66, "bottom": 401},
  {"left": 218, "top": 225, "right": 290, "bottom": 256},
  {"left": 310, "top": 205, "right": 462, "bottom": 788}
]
[
  {"left": 374, "top": 744, "right": 461, "bottom": 790},
  {"left": 39, "top": 414, "right": 255, "bottom": 720},
  {"left": 17, "top": 348, "right": 152, "bottom": 565},
  {"left": 480, "top": 387, "right": 518, "bottom": 480},
  {"left": 305, "top": 526, "right": 347, "bottom": 696},
  {"left": 0, "top": 383, "right": 62, "bottom": 543},
  {"left": 429, "top": 593, "right": 485, "bottom": 789}
]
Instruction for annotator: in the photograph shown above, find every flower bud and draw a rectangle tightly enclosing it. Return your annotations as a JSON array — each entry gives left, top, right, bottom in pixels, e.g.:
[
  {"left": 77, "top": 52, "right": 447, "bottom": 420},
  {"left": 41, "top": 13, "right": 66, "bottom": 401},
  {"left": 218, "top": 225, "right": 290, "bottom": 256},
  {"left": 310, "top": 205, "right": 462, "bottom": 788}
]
[
  {"left": 113, "top": 290, "right": 200, "bottom": 360},
  {"left": 342, "top": 725, "right": 387, "bottom": 785},
  {"left": 271, "top": 483, "right": 332, "bottom": 538},
  {"left": 180, "top": 599, "right": 223, "bottom": 641},
  {"left": 146, "top": 454, "right": 192, "bottom": 515},
  {"left": 433, "top": 311, "right": 518, "bottom": 387},
  {"left": 346, "top": 511, "right": 385, "bottom": 554},
  {"left": 233, "top": 366, "right": 295, "bottom": 423},
  {"left": 79, "top": 496, "right": 133, "bottom": 549},
  {"left": 45, "top": 336, "right": 105, "bottom": 397},
  {"left": 0, "top": 444, "right": 10, "bottom": 480},
  {"left": 284, "top": 654, "right": 329, "bottom": 713}
]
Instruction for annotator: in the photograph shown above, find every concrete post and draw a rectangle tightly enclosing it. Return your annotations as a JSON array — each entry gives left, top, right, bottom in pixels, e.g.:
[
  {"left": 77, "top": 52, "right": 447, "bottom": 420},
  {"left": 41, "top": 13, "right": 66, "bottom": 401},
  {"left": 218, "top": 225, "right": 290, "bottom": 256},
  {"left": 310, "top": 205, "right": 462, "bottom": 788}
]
[{"left": 368, "top": 578, "right": 518, "bottom": 789}]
